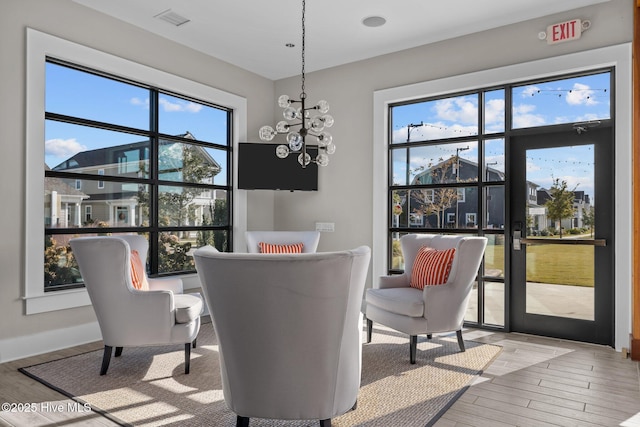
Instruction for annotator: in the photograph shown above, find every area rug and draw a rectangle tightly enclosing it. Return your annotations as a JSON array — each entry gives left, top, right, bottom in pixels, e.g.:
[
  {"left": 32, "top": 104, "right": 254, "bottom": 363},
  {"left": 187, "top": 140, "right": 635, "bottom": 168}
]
[{"left": 19, "top": 323, "right": 501, "bottom": 427}]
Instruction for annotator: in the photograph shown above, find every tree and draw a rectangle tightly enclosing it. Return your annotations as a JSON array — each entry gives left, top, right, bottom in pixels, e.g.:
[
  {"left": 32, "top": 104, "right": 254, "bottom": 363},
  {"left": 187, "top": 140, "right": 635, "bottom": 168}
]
[
  {"left": 157, "top": 143, "right": 220, "bottom": 227},
  {"left": 545, "top": 178, "right": 576, "bottom": 238},
  {"left": 410, "top": 157, "right": 460, "bottom": 228},
  {"left": 582, "top": 205, "right": 595, "bottom": 237}
]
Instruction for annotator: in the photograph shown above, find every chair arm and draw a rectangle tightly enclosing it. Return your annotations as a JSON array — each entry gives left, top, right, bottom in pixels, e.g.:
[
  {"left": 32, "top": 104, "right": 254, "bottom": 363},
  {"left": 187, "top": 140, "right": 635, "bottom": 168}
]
[
  {"left": 378, "top": 274, "right": 408, "bottom": 289},
  {"left": 148, "top": 276, "right": 184, "bottom": 294}
]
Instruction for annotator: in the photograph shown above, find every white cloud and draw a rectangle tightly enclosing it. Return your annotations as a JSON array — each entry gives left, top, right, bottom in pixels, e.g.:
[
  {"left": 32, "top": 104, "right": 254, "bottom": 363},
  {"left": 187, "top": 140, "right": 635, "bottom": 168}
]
[
  {"left": 434, "top": 97, "right": 478, "bottom": 124},
  {"left": 565, "top": 83, "right": 597, "bottom": 106},
  {"left": 485, "top": 98, "right": 505, "bottom": 129},
  {"left": 159, "top": 97, "right": 203, "bottom": 113},
  {"left": 45, "top": 138, "right": 86, "bottom": 158},
  {"left": 513, "top": 104, "right": 546, "bottom": 128},
  {"left": 130, "top": 97, "right": 149, "bottom": 108}
]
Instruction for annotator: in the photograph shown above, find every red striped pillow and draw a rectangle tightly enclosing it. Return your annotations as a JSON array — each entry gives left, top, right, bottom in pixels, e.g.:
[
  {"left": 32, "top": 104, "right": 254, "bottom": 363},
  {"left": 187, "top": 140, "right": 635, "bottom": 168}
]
[
  {"left": 130, "top": 249, "right": 149, "bottom": 290},
  {"left": 258, "top": 242, "right": 304, "bottom": 254},
  {"left": 409, "top": 246, "right": 456, "bottom": 290}
]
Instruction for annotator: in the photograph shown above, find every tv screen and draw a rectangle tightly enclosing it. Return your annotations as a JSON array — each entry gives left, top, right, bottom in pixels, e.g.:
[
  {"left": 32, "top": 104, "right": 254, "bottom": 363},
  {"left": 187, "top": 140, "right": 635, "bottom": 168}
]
[{"left": 238, "top": 142, "right": 318, "bottom": 191}]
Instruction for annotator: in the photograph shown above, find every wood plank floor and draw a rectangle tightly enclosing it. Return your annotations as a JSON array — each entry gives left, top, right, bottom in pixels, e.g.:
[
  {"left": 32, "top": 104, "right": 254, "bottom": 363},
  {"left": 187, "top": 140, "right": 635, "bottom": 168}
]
[{"left": 1, "top": 328, "right": 638, "bottom": 426}]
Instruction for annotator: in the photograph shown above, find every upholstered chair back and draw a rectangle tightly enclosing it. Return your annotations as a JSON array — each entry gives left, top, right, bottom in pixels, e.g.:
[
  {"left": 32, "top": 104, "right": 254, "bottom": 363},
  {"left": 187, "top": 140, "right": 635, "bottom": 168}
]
[
  {"left": 194, "top": 245, "right": 370, "bottom": 423},
  {"left": 245, "top": 230, "right": 321, "bottom": 253}
]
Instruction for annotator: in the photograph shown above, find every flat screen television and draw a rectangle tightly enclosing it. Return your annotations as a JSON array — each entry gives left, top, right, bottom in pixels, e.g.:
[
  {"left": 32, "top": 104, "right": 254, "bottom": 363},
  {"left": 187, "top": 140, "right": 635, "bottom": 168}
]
[{"left": 238, "top": 142, "right": 318, "bottom": 191}]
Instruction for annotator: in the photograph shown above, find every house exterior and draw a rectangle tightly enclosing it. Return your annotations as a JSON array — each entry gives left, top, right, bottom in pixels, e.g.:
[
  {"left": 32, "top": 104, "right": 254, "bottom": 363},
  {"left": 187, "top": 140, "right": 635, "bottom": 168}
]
[
  {"left": 409, "top": 157, "right": 505, "bottom": 229},
  {"left": 50, "top": 132, "right": 223, "bottom": 230}
]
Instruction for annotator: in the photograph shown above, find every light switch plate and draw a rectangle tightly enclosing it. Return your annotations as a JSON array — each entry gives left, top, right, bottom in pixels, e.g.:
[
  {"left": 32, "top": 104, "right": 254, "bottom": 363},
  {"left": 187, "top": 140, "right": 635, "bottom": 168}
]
[{"left": 315, "top": 222, "right": 335, "bottom": 232}]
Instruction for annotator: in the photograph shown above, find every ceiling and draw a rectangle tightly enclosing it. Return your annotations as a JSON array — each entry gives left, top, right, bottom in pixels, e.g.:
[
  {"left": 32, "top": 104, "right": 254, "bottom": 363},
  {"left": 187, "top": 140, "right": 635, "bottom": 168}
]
[{"left": 73, "top": 0, "right": 610, "bottom": 80}]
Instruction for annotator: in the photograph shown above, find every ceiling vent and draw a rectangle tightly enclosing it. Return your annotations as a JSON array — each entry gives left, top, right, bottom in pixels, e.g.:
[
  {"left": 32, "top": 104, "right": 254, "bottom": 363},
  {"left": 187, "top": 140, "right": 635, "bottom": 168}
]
[{"left": 154, "top": 9, "right": 190, "bottom": 27}]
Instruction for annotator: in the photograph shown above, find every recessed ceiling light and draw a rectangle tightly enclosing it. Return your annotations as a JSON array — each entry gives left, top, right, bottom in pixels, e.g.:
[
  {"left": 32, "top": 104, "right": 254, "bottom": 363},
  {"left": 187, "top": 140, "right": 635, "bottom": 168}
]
[{"left": 362, "top": 16, "right": 386, "bottom": 28}]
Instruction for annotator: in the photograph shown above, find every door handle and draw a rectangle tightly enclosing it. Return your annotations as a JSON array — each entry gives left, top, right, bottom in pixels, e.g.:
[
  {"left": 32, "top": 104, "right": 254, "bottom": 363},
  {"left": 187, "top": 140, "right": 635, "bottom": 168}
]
[
  {"left": 513, "top": 221, "right": 523, "bottom": 251},
  {"left": 513, "top": 230, "right": 522, "bottom": 251}
]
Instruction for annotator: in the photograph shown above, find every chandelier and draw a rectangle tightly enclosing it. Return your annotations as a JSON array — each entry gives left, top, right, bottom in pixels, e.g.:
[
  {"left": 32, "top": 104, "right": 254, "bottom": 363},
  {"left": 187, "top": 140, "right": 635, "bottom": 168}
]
[{"left": 258, "top": 0, "right": 335, "bottom": 167}]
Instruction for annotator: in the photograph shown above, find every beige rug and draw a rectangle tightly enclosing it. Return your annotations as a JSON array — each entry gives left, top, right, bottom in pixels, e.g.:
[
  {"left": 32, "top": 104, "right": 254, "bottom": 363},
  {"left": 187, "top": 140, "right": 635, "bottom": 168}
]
[{"left": 20, "top": 322, "right": 501, "bottom": 427}]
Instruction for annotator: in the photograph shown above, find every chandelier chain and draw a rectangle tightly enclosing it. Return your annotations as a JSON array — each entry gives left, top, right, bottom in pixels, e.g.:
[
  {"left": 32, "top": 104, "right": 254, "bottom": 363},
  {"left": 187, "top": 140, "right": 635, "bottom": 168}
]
[{"left": 300, "top": 0, "right": 306, "bottom": 99}]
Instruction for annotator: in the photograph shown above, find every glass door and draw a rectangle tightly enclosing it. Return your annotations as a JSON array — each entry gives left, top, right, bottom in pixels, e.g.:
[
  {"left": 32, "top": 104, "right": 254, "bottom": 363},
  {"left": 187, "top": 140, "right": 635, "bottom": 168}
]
[{"left": 509, "top": 124, "right": 613, "bottom": 345}]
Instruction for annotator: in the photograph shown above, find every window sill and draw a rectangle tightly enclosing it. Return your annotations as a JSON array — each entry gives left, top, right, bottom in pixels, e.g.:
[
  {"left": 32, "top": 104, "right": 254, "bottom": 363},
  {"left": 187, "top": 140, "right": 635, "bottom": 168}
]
[
  {"left": 25, "top": 288, "right": 92, "bottom": 315},
  {"left": 25, "top": 273, "right": 203, "bottom": 315}
]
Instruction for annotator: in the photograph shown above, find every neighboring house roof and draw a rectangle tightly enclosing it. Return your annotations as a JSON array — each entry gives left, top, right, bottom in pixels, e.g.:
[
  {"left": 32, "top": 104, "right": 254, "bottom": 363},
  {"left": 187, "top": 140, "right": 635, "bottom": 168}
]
[
  {"left": 51, "top": 131, "right": 222, "bottom": 174},
  {"left": 411, "top": 157, "right": 505, "bottom": 185}
]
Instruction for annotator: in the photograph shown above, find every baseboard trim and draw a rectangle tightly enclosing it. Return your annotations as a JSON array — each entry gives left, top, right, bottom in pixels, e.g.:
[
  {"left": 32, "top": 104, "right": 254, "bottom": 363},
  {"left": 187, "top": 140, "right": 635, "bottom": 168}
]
[{"left": 0, "top": 321, "right": 101, "bottom": 364}]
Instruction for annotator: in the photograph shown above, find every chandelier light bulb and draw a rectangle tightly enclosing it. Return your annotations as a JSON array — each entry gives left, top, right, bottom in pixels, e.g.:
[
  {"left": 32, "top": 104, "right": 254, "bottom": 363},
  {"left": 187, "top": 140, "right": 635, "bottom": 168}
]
[
  {"left": 325, "top": 142, "right": 336, "bottom": 154},
  {"left": 316, "top": 153, "right": 330, "bottom": 167},
  {"left": 276, "top": 120, "right": 290, "bottom": 133},
  {"left": 317, "top": 132, "right": 332, "bottom": 145},
  {"left": 287, "top": 132, "right": 303, "bottom": 151},
  {"left": 283, "top": 106, "right": 298, "bottom": 120},
  {"left": 278, "top": 95, "right": 291, "bottom": 108},
  {"left": 316, "top": 100, "right": 330, "bottom": 114},
  {"left": 298, "top": 152, "right": 311, "bottom": 166},
  {"left": 259, "top": 125, "right": 276, "bottom": 141},
  {"left": 275, "top": 144, "right": 290, "bottom": 159},
  {"left": 310, "top": 117, "right": 325, "bottom": 132},
  {"left": 322, "top": 114, "right": 334, "bottom": 128}
]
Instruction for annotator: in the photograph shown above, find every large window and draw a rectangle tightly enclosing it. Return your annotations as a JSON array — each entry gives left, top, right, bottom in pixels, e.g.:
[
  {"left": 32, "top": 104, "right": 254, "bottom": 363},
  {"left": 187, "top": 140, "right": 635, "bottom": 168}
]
[
  {"left": 26, "top": 29, "right": 247, "bottom": 314},
  {"left": 44, "top": 60, "right": 233, "bottom": 291},
  {"left": 387, "top": 70, "right": 611, "bottom": 329}
]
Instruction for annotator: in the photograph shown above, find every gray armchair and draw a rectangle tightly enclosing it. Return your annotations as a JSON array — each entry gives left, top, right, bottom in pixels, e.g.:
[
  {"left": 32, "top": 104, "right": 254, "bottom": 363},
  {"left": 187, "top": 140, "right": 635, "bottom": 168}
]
[
  {"left": 70, "top": 236, "right": 202, "bottom": 375},
  {"left": 194, "top": 245, "right": 370, "bottom": 427},
  {"left": 365, "top": 234, "right": 487, "bottom": 364}
]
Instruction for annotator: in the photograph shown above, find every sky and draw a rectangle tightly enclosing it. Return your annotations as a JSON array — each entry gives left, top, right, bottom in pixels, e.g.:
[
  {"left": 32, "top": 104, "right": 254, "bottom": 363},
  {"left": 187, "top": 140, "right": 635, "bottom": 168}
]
[
  {"left": 44, "top": 62, "right": 230, "bottom": 173},
  {"left": 390, "top": 71, "right": 610, "bottom": 205},
  {"left": 45, "top": 62, "right": 610, "bottom": 205}
]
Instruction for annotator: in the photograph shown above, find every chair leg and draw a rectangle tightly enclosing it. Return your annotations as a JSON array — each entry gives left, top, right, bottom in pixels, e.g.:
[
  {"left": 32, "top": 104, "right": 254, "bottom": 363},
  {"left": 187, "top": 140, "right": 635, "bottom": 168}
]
[
  {"left": 426, "top": 334, "right": 432, "bottom": 340},
  {"left": 114, "top": 347, "right": 123, "bottom": 357},
  {"left": 366, "top": 318, "right": 373, "bottom": 343},
  {"left": 351, "top": 400, "right": 358, "bottom": 411},
  {"left": 236, "top": 415, "right": 250, "bottom": 427},
  {"left": 184, "top": 343, "right": 191, "bottom": 374},
  {"left": 409, "top": 335, "right": 417, "bottom": 364},
  {"left": 100, "top": 346, "right": 113, "bottom": 376},
  {"left": 192, "top": 338, "right": 197, "bottom": 349},
  {"left": 456, "top": 329, "right": 466, "bottom": 352},
  {"left": 319, "top": 419, "right": 331, "bottom": 427}
]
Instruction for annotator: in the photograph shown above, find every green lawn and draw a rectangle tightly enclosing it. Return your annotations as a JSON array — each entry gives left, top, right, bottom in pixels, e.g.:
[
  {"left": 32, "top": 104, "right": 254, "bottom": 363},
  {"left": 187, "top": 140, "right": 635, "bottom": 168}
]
[
  {"left": 394, "top": 238, "right": 595, "bottom": 287},
  {"left": 485, "top": 242, "right": 594, "bottom": 287}
]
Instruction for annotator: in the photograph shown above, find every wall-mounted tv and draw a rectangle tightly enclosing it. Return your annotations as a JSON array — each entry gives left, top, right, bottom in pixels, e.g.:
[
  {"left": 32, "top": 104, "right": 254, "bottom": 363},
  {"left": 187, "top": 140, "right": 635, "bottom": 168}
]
[{"left": 238, "top": 142, "right": 318, "bottom": 191}]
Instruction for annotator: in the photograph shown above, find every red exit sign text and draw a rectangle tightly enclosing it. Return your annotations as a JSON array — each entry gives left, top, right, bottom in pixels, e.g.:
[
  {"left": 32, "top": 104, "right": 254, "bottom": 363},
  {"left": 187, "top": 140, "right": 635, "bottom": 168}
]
[{"left": 547, "top": 19, "right": 582, "bottom": 45}]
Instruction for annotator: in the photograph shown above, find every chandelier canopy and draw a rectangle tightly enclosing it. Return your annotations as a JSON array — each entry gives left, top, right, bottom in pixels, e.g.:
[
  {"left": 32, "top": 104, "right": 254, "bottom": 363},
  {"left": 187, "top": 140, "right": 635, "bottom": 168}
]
[{"left": 258, "top": 0, "right": 335, "bottom": 167}]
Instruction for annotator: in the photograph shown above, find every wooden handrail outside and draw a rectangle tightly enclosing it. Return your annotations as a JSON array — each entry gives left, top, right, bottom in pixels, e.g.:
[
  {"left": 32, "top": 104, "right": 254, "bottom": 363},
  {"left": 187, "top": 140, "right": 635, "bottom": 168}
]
[{"left": 632, "top": 0, "right": 640, "bottom": 360}]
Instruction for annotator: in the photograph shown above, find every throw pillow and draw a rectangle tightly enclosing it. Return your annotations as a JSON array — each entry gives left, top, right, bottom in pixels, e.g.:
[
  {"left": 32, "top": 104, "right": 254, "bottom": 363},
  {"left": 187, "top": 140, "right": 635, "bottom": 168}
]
[
  {"left": 258, "top": 242, "right": 304, "bottom": 254},
  {"left": 410, "top": 246, "right": 456, "bottom": 290},
  {"left": 130, "top": 249, "right": 149, "bottom": 290}
]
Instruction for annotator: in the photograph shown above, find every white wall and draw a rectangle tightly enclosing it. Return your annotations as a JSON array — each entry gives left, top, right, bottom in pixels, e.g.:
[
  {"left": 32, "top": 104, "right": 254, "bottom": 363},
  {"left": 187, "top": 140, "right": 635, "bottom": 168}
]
[
  {"left": 272, "top": 1, "right": 633, "bottom": 347},
  {"left": 0, "top": 0, "right": 633, "bottom": 361},
  {"left": 0, "top": 0, "right": 274, "bottom": 362}
]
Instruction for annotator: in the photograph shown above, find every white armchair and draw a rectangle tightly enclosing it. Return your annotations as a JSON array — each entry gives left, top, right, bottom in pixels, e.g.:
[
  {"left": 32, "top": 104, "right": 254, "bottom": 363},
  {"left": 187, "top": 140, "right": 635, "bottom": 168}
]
[
  {"left": 365, "top": 234, "right": 487, "bottom": 364},
  {"left": 70, "top": 236, "right": 202, "bottom": 375},
  {"left": 118, "top": 234, "right": 184, "bottom": 294},
  {"left": 194, "top": 246, "right": 371, "bottom": 427},
  {"left": 245, "top": 230, "right": 320, "bottom": 253}
]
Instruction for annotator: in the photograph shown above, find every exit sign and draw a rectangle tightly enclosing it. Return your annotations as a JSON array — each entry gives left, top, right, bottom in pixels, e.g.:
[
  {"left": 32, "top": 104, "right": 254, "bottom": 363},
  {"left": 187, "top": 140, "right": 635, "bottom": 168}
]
[{"left": 547, "top": 19, "right": 582, "bottom": 45}]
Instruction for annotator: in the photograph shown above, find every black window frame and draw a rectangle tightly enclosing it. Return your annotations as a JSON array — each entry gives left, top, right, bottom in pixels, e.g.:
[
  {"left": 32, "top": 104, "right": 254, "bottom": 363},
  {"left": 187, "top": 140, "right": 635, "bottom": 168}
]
[{"left": 44, "top": 58, "right": 234, "bottom": 292}]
